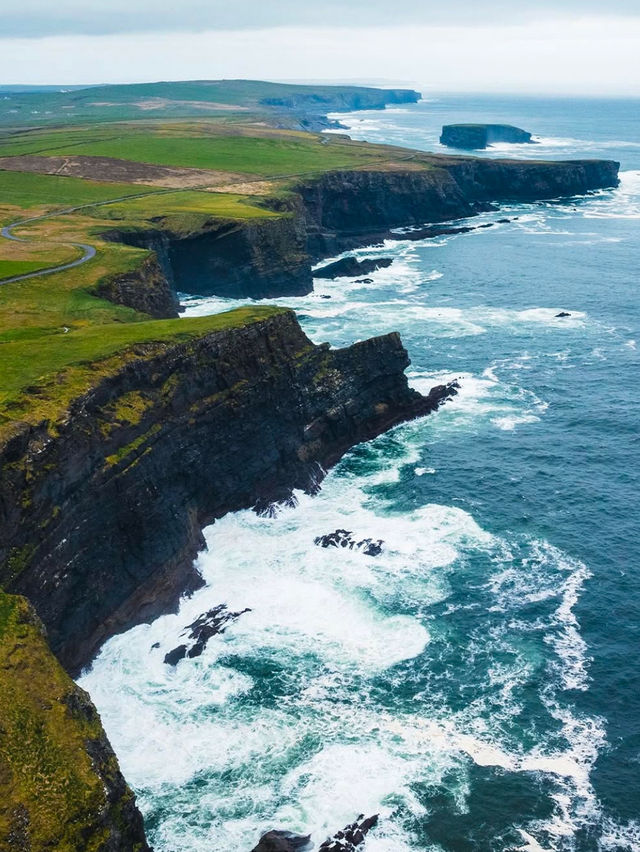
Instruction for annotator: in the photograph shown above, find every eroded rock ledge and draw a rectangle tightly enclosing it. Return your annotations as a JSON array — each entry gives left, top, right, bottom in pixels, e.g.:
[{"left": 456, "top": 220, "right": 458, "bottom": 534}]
[{"left": 0, "top": 308, "right": 456, "bottom": 675}]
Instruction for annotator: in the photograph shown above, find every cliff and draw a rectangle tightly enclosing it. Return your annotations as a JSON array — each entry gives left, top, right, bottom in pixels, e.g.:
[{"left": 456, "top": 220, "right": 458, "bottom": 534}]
[
  {"left": 94, "top": 253, "right": 180, "bottom": 319},
  {"left": 440, "top": 124, "right": 533, "bottom": 149},
  {"left": 0, "top": 308, "right": 455, "bottom": 675},
  {"left": 100, "top": 156, "right": 618, "bottom": 306},
  {"left": 0, "top": 588, "right": 149, "bottom": 852},
  {"left": 260, "top": 87, "right": 420, "bottom": 117},
  {"left": 296, "top": 159, "right": 619, "bottom": 257}
]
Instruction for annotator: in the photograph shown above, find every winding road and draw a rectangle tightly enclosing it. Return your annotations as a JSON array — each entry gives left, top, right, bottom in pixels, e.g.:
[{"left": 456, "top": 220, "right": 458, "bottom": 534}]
[
  {"left": 1, "top": 216, "right": 96, "bottom": 284},
  {"left": 0, "top": 188, "right": 178, "bottom": 286},
  {"left": 0, "top": 150, "right": 419, "bottom": 287}
]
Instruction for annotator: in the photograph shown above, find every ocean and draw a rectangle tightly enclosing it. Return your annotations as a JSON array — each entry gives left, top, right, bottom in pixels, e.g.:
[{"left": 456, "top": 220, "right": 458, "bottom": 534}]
[{"left": 80, "top": 95, "right": 640, "bottom": 852}]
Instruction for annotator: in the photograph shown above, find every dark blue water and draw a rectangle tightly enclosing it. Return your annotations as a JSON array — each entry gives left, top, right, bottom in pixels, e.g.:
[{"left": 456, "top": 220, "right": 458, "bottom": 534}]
[{"left": 82, "top": 96, "right": 640, "bottom": 852}]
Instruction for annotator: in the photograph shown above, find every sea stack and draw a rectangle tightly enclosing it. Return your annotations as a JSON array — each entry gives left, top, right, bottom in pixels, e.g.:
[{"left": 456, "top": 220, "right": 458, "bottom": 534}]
[{"left": 440, "top": 124, "right": 534, "bottom": 149}]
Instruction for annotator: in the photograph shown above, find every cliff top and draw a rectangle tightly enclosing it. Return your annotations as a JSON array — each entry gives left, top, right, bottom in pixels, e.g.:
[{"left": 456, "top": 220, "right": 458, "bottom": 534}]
[{"left": 0, "top": 119, "right": 435, "bottom": 439}]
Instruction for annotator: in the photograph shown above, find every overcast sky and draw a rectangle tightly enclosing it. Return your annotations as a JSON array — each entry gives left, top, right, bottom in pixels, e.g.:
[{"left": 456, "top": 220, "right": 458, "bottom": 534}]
[{"left": 1, "top": 1, "right": 639, "bottom": 94}]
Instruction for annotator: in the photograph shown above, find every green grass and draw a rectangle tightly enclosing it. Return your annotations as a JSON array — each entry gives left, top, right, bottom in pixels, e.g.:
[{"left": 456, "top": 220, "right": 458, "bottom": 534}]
[
  {"left": 7, "top": 132, "right": 384, "bottom": 176},
  {"left": 98, "top": 190, "right": 277, "bottom": 222},
  {"left": 0, "top": 79, "right": 419, "bottom": 130},
  {"left": 0, "top": 117, "right": 425, "bottom": 434},
  {"left": 0, "top": 169, "right": 160, "bottom": 218},
  {"left": 0, "top": 301, "right": 286, "bottom": 426},
  {"left": 0, "top": 588, "right": 142, "bottom": 851},
  {"left": 0, "top": 259, "right": 63, "bottom": 277}
]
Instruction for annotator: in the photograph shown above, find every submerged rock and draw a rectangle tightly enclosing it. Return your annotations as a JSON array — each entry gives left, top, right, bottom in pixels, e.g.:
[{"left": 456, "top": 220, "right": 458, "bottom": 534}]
[
  {"left": 251, "top": 830, "right": 312, "bottom": 852},
  {"left": 314, "top": 256, "right": 393, "bottom": 279},
  {"left": 555, "top": 311, "right": 572, "bottom": 318},
  {"left": 163, "top": 644, "right": 188, "bottom": 666},
  {"left": 164, "top": 604, "right": 251, "bottom": 665},
  {"left": 314, "top": 529, "right": 384, "bottom": 556},
  {"left": 440, "top": 123, "right": 534, "bottom": 149},
  {"left": 319, "top": 814, "right": 379, "bottom": 851},
  {"left": 251, "top": 815, "right": 378, "bottom": 852}
]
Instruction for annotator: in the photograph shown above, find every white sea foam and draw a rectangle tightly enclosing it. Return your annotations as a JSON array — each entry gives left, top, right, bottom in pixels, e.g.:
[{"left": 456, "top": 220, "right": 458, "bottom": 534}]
[
  {"left": 81, "top": 426, "right": 605, "bottom": 851},
  {"left": 409, "top": 367, "right": 548, "bottom": 435},
  {"left": 82, "top": 115, "right": 632, "bottom": 849}
]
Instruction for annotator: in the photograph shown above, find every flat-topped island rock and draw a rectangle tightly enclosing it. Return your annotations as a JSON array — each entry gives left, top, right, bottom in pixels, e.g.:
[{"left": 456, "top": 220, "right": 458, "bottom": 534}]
[{"left": 440, "top": 123, "right": 534, "bottom": 150}]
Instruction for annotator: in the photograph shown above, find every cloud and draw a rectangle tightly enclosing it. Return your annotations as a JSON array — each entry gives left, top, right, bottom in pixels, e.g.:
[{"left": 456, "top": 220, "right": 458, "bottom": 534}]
[
  {"left": 4, "top": 0, "right": 640, "bottom": 38},
  {"left": 1, "top": 19, "right": 638, "bottom": 95}
]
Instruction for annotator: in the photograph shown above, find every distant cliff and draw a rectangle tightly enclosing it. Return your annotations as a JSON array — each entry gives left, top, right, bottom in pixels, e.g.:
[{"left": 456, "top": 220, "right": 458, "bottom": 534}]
[
  {"left": 0, "top": 308, "right": 455, "bottom": 674},
  {"left": 260, "top": 87, "right": 421, "bottom": 114}
]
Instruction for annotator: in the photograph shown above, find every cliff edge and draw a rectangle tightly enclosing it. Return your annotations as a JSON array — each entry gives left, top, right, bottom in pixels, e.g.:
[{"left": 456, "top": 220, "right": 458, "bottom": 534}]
[
  {"left": 0, "top": 308, "right": 455, "bottom": 675},
  {"left": 103, "top": 156, "right": 619, "bottom": 303}
]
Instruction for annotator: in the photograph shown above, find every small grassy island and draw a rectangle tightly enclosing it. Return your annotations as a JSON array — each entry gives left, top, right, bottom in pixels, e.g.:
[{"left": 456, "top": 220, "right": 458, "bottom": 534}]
[{"left": 0, "top": 80, "right": 620, "bottom": 851}]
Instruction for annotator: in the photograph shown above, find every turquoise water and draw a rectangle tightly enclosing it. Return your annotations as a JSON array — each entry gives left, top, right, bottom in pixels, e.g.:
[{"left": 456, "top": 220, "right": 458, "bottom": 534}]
[{"left": 81, "top": 96, "right": 640, "bottom": 851}]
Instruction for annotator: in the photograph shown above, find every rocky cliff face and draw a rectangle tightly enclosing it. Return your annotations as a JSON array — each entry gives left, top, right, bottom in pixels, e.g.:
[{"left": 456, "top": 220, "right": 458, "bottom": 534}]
[
  {"left": 94, "top": 253, "right": 180, "bottom": 319},
  {"left": 295, "top": 167, "right": 473, "bottom": 258},
  {"left": 438, "top": 156, "right": 619, "bottom": 204},
  {"left": 296, "top": 158, "right": 619, "bottom": 257},
  {"left": 167, "top": 215, "right": 312, "bottom": 298},
  {"left": 260, "top": 88, "right": 421, "bottom": 113},
  {"left": 0, "top": 588, "right": 149, "bottom": 852},
  {"left": 0, "top": 309, "right": 455, "bottom": 675},
  {"left": 101, "top": 157, "right": 619, "bottom": 306},
  {"left": 104, "top": 214, "right": 312, "bottom": 305}
]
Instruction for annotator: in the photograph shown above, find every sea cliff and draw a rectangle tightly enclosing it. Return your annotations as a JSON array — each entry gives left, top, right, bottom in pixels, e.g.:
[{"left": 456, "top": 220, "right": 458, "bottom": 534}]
[
  {"left": 102, "top": 156, "right": 619, "bottom": 304},
  {"left": 0, "top": 308, "right": 455, "bottom": 675}
]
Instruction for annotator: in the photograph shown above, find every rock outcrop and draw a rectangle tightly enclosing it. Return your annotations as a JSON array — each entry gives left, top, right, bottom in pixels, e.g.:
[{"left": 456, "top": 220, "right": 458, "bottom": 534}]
[
  {"left": 163, "top": 604, "right": 251, "bottom": 665},
  {"left": 314, "top": 256, "right": 393, "bottom": 279},
  {"left": 314, "top": 529, "right": 385, "bottom": 556},
  {"left": 94, "top": 253, "right": 180, "bottom": 319},
  {"left": 319, "top": 814, "right": 379, "bottom": 851},
  {"left": 440, "top": 124, "right": 534, "bottom": 149},
  {"left": 0, "top": 308, "right": 457, "bottom": 674},
  {"left": 0, "top": 588, "right": 149, "bottom": 852},
  {"left": 251, "top": 815, "right": 378, "bottom": 852},
  {"left": 252, "top": 830, "right": 312, "bottom": 852}
]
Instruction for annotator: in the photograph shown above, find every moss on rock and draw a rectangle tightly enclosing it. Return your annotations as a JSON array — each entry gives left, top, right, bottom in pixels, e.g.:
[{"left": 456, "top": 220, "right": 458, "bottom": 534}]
[{"left": 0, "top": 588, "right": 149, "bottom": 852}]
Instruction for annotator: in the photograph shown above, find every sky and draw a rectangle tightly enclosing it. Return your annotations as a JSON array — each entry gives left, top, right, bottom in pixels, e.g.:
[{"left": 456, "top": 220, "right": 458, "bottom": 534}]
[{"left": 1, "top": 1, "right": 639, "bottom": 95}]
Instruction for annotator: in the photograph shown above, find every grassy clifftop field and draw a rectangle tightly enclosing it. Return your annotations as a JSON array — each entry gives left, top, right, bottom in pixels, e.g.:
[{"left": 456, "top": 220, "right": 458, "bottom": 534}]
[
  {"left": 0, "top": 115, "right": 430, "bottom": 439},
  {"left": 0, "top": 85, "right": 620, "bottom": 444}
]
